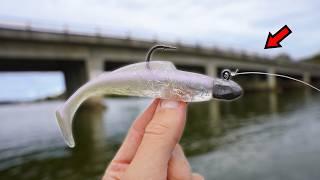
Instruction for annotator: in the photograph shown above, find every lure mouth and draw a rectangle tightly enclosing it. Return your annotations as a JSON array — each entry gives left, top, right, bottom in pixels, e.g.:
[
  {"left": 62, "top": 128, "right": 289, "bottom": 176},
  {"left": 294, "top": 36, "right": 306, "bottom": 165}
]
[{"left": 212, "top": 79, "right": 243, "bottom": 100}]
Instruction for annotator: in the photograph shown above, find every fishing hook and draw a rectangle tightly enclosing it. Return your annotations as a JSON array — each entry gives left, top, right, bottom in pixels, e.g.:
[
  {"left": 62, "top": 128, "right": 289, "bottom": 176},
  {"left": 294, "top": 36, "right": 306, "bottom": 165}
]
[
  {"left": 145, "top": 45, "right": 177, "bottom": 62},
  {"left": 145, "top": 45, "right": 176, "bottom": 70}
]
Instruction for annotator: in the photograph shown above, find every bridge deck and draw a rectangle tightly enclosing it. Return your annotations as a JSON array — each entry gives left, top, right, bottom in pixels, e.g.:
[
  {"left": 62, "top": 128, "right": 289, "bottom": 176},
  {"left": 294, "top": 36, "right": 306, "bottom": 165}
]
[{"left": 0, "top": 27, "right": 319, "bottom": 96}]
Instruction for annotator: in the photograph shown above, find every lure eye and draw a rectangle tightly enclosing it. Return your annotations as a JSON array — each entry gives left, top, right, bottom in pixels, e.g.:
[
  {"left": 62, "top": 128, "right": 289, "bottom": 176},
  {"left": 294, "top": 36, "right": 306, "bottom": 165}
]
[{"left": 221, "top": 69, "right": 232, "bottom": 80}]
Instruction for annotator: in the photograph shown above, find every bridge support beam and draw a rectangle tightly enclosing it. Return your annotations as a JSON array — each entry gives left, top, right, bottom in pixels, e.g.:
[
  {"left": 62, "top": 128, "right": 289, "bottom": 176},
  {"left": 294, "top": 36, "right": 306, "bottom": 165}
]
[
  {"left": 303, "top": 72, "right": 311, "bottom": 84},
  {"left": 209, "top": 100, "right": 222, "bottom": 136},
  {"left": 267, "top": 68, "right": 277, "bottom": 90},
  {"left": 73, "top": 104, "right": 106, "bottom": 150},
  {"left": 64, "top": 58, "right": 104, "bottom": 103},
  {"left": 303, "top": 72, "right": 312, "bottom": 102},
  {"left": 269, "top": 92, "right": 278, "bottom": 114},
  {"left": 86, "top": 57, "right": 105, "bottom": 79},
  {"left": 205, "top": 62, "right": 218, "bottom": 78},
  {"left": 64, "top": 61, "right": 88, "bottom": 98},
  {"left": 82, "top": 57, "right": 105, "bottom": 106}
]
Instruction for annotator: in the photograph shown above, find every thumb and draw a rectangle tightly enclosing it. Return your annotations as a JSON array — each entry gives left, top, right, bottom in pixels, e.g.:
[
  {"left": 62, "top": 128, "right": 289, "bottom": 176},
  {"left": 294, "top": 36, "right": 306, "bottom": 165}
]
[{"left": 125, "top": 100, "right": 187, "bottom": 178}]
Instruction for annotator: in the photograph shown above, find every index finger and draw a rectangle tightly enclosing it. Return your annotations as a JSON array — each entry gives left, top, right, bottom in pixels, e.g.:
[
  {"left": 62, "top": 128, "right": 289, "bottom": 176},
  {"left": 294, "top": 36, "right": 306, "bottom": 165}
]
[{"left": 111, "top": 99, "right": 160, "bottom": 164}]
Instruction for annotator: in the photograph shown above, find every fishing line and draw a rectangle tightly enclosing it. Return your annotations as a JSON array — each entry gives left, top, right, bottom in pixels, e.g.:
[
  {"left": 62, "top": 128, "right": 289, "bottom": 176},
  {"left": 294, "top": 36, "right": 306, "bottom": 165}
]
[{"left": 221, "top": 69, "right": 320, "bottom": 92}]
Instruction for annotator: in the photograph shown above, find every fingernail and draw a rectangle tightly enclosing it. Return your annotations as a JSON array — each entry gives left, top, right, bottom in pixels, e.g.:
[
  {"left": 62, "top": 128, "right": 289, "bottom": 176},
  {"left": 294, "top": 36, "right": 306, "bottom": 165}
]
[{"left": 160, "top": 100, "right": 179, "bottom": 109}]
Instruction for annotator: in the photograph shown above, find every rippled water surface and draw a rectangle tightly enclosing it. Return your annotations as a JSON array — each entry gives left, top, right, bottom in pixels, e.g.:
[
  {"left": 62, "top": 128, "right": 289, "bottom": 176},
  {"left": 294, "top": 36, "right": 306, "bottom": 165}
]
[{"left": 0, "top": 90, "right": 320, "bottom": 180}]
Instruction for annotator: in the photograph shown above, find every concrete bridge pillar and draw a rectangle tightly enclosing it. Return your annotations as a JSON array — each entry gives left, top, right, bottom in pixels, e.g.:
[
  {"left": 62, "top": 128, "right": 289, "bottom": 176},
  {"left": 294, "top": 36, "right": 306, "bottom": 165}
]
[
  {"left": 84, "top": 56, "right": 105, "bottom": 106},
  {"left": 86, "top": 57, "right": 105, "bottom": 79},
  {"left": 303, "top": 72, "right": 312, "bottom": 103},
  {"left": 269, "top": 92, "right": 278, "bottom": 114},
  {"left": 267, "top": 68, "right": 277, "bottom": 90},
  {"left": 209, "top": 100, "right": 222, "bottom": 136},
  {"left": 303, "top": 72, "right": 311, "bottom": 84},
  {"left": 205, "top": 62, "right": 218, "bottom": 78},
  {"left": 64, "top": 61, "right": 88, "bottom": 98},
  {"left": 72, "top": 105, "right": 106, "bottom": 152},
  {"left": 63, "top": 57, "right": 105, "bottom": 98}
]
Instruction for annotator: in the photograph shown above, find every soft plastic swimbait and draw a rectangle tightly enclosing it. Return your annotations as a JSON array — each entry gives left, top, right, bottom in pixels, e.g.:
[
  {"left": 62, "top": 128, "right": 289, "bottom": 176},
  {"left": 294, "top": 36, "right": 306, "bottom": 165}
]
[{"left": 56, "top": 45, "right": 243, "bottom": 147}]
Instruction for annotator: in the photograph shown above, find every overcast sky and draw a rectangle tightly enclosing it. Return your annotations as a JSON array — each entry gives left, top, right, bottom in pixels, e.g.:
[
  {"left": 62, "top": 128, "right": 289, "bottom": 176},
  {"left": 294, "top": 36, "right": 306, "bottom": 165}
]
[{"left": 0, "top": 0, "right": 320, "bottom": 60}]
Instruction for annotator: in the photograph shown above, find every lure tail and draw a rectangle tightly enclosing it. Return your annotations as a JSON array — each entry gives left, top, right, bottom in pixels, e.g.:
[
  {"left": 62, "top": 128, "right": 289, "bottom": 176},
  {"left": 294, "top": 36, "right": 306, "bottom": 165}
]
[
  {"left": 55, "top": 61, "right": 179, "bottom": 147},
  {"left": 56, "top": 107, "right": 75, "bottom": 147},
  {"left": 56, "top": 82, "right": 94, "bottom": 147},
  {"left": 56, "top": 74, "right": 109, "bottom": 147}
]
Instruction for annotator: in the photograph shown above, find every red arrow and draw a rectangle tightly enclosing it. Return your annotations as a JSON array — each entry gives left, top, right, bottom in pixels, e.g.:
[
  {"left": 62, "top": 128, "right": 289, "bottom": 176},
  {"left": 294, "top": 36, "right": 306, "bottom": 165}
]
[{"left": 264, "top": 25, "right": 292, "bottom": 49}]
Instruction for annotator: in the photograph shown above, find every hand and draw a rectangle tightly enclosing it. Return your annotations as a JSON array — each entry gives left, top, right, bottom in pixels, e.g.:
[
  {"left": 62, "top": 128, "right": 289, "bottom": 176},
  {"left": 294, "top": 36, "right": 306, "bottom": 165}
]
[{"left": 103, "top": 99, "right": 204, "bottom": 180}]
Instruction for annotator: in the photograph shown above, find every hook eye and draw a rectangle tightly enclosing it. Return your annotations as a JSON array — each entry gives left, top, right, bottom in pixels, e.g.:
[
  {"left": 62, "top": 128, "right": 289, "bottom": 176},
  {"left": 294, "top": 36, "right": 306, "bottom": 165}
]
[{"left": 221, "top": 69, "right": 232, "bottom": 80}]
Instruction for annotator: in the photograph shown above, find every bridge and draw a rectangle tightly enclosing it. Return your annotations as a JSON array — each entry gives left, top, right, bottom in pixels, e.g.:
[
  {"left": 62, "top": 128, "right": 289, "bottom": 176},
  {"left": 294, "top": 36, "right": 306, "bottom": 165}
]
[{"left": 0, "top": 26, "right": 320, "bottom": 98}]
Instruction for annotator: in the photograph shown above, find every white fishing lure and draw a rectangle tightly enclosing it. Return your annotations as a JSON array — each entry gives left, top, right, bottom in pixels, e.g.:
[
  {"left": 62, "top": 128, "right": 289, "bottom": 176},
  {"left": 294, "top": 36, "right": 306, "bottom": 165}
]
[{"left": 56, "top": 45, "right": 242, "bottom": 147}]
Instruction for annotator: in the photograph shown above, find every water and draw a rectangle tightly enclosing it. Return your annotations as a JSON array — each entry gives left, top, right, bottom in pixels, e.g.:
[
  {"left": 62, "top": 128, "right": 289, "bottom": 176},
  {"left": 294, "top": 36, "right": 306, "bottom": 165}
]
[{"left": 0, "top": 89, "right": 319, "bottom": 179}]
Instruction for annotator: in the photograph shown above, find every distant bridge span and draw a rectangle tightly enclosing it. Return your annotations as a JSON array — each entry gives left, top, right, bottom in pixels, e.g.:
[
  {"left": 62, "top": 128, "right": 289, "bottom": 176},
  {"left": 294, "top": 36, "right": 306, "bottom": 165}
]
[{"left": 0, "top": 27, "right": 319, "bottom": 97}]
